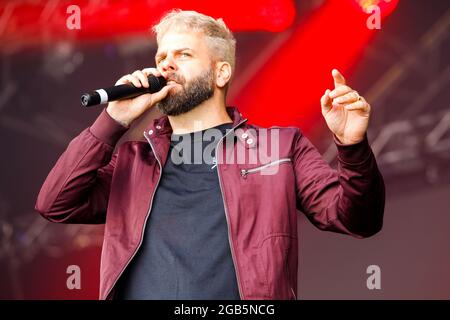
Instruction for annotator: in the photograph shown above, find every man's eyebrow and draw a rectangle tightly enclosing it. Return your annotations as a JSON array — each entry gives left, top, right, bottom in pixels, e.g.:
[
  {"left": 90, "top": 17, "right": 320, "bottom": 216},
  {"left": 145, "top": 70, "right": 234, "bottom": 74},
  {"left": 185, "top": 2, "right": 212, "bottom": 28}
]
[{"left": 155, "top": 48, "right": 194, "bottom": 59}]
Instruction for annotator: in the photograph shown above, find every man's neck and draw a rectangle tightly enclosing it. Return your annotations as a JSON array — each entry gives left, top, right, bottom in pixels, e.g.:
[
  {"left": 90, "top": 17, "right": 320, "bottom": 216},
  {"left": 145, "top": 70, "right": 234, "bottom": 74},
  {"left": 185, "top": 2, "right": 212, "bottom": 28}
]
[{"left": 168, "top": 97, "right": 233, "bottom": 134}]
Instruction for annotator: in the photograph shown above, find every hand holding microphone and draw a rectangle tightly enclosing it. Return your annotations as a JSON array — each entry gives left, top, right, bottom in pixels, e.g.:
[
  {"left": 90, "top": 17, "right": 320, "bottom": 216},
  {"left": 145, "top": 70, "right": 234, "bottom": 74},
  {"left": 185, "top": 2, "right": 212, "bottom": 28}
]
[{"left": 82, "top": 68, "right": 177, "bottom": 128}]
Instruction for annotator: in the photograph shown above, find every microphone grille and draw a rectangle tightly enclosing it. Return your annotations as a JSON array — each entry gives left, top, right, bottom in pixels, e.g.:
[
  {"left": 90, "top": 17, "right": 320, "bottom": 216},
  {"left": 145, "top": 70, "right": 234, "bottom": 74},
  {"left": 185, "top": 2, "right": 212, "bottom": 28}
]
[{"left": 148, "top": 75, "right": 167, "bottom": 94}]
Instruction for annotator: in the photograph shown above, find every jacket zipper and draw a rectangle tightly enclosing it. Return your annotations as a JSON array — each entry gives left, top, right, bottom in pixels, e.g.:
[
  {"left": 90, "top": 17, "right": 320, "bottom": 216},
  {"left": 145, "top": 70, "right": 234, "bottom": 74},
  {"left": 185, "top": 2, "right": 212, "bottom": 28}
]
[
  {"left": 215, "top": 119, "right": 248, "bottom": 299},
  {"left": 291, "top": 286, "right": 297, "bottom": 300},
  {"left": 285, "top": 256, "right": 297, "bottom": 300},
  {"left": 104, "top": 131, "right": 163, "bottom": 299},
  {"left": 240, "top": 158, "right": 292, "bottom": 177}
]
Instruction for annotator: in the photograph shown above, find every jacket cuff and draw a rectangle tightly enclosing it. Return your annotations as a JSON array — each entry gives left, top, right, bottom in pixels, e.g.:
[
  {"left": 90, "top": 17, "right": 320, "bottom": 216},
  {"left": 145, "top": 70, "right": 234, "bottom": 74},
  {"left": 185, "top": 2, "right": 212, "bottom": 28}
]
[
  {"left": 334, "top": 134, "right": 372, "bottom": 165},
  {"left": 89, "top": 108, "right": 129, "bottom": 147}
]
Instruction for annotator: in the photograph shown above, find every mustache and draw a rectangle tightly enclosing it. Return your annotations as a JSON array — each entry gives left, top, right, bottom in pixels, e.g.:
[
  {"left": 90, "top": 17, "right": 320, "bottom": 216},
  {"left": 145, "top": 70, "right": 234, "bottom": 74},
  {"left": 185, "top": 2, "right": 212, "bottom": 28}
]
[{"left": 165, "top": 73, "right": 184, "bottom": 84}]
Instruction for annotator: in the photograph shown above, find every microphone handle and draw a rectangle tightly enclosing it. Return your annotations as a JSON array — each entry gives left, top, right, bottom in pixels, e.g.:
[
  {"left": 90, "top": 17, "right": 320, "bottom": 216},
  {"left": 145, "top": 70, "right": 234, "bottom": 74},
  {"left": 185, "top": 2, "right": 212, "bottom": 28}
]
[{"left": 81, "top": 75, "right": 167, "bottom": 107}]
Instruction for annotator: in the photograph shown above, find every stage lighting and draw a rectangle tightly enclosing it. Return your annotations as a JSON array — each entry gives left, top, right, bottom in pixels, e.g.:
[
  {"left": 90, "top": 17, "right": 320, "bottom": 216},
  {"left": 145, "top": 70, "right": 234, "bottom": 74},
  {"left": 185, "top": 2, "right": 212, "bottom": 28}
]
[{"left": 352, "top": 0, "right": 399, "bottom": 17}]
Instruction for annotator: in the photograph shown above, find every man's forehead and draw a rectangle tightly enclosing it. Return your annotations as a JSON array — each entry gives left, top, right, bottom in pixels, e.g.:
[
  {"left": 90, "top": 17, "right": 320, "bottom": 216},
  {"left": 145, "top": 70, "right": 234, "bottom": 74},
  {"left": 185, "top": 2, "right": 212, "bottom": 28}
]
[{"left": 156, "top": 32, "right": 203, "bottom": 54}]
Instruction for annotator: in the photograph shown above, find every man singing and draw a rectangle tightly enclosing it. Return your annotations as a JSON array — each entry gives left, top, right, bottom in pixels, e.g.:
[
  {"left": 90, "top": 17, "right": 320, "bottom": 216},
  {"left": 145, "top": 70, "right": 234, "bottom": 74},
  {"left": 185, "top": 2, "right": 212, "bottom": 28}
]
[{"left": 35, "top": 10, "right": 385, "bottom": 300}]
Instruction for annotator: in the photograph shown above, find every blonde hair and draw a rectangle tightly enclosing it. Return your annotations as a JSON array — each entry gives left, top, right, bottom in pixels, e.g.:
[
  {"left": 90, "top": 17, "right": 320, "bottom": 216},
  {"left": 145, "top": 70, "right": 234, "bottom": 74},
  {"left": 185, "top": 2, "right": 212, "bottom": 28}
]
[{"left": 152, "top": 10, "right": 236, "bottom": 72}]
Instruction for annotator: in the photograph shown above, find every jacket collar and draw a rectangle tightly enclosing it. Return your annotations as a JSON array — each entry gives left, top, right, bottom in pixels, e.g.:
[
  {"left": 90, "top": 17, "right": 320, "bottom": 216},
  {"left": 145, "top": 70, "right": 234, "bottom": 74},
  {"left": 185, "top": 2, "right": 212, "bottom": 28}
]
[{"left": 145, "top": 106, "right": 247, "bottom": 136}]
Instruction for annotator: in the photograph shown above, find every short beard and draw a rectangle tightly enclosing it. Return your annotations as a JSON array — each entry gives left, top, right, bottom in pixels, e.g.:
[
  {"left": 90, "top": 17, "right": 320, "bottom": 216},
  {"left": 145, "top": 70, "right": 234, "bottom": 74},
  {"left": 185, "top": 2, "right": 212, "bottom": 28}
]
[{"left": 156, "top": 69, "right": 215, "bottom": 116}]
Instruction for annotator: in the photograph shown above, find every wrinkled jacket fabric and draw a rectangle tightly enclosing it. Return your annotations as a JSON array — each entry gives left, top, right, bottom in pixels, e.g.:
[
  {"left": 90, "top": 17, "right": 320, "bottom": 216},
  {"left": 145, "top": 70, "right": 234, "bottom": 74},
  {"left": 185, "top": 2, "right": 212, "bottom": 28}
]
[{"left": 35, "top": 106, "right": 385, "bottom": 300}]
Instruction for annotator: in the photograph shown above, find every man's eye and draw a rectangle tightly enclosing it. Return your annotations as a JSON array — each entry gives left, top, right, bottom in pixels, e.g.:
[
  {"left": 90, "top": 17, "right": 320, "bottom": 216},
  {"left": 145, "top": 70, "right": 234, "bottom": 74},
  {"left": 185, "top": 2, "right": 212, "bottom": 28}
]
[{"left": 181, "top": 53, "right": 190, "bottom": 57}]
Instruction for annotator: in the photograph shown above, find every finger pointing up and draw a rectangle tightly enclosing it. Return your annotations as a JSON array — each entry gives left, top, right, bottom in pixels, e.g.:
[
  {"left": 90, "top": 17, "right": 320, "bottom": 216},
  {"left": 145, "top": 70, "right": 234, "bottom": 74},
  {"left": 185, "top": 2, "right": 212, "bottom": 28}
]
[{"left": 332, "top": 69, "right": 346, "bottom": 88}]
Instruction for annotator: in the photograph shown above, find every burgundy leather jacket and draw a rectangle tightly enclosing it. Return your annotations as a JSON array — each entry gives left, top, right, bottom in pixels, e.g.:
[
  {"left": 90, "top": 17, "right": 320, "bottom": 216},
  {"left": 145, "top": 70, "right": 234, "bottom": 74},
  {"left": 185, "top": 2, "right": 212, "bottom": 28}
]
[{"left": 35, "top": 106, "right": 385, "bottom": 300}]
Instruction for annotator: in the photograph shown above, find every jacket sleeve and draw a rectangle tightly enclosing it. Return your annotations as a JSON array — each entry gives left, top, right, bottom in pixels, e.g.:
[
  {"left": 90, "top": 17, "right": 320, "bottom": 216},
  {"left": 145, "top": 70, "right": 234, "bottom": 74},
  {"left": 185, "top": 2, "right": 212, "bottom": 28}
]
[
  {"left": 35, "top": 108, "right": 129, "bottom": 224},
  {"left": 293, "top": 129, "right": 385, "bottom": 238}
]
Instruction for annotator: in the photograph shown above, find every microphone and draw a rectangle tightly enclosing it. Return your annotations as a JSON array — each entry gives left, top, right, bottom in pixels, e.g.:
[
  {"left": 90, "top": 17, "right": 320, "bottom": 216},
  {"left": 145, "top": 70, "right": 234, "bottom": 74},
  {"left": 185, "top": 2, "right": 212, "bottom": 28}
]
[{"left": 81, "top": 75, "right": 167, "bottom": 107}]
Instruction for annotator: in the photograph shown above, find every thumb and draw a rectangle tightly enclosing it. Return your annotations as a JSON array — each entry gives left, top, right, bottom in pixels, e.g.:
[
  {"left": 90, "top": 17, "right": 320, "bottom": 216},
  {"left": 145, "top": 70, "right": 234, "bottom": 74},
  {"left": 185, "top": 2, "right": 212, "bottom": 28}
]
[
  {"left": 321, "top": 89, "right": 332, "bottom": 114},
  {"left": 332, "top": 68, "right": 346, "bottom": 88},
  {"left": 150, "top": 84, "right": 177, "bottom": 105}
]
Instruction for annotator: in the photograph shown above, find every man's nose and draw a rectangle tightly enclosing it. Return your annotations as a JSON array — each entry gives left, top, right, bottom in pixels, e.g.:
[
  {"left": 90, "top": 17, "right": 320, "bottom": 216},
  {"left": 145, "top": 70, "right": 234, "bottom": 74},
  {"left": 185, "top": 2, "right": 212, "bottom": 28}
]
[{"left": 159, "top": 56, "right": 177, "bottom": 76}]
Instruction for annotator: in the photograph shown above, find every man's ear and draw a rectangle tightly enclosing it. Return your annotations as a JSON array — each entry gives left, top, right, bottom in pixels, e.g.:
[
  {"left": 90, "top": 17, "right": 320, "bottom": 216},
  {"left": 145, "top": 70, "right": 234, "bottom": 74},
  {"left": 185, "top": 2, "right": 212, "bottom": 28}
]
[{"left": 215, "top": 61, "right": 232, "bottom": 88}]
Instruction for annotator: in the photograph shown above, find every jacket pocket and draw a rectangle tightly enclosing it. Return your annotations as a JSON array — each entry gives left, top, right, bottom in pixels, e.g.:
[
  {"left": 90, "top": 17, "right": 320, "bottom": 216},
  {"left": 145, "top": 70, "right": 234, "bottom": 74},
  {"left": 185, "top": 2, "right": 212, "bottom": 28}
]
[{"left": 240, "top": 158, "right": 292, "bottom": 178}]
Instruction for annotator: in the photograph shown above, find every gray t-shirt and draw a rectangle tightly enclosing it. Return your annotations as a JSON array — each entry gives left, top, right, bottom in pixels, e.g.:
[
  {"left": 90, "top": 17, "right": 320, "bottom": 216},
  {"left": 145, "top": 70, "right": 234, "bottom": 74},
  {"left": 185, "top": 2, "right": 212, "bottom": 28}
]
[{"left": 117, "top": 122, "right": 240, "bottom": 299}]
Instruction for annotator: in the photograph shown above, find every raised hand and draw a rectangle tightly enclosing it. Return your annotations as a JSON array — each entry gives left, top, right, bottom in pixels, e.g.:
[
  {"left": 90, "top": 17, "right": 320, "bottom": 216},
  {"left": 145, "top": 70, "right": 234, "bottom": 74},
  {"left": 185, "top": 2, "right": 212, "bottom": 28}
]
[
  {"left": 320, "top": 69, "right": 371, "bottom": 145},
  {"left": 106, "top": 68, "right": 176, "bottom": 128}
]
